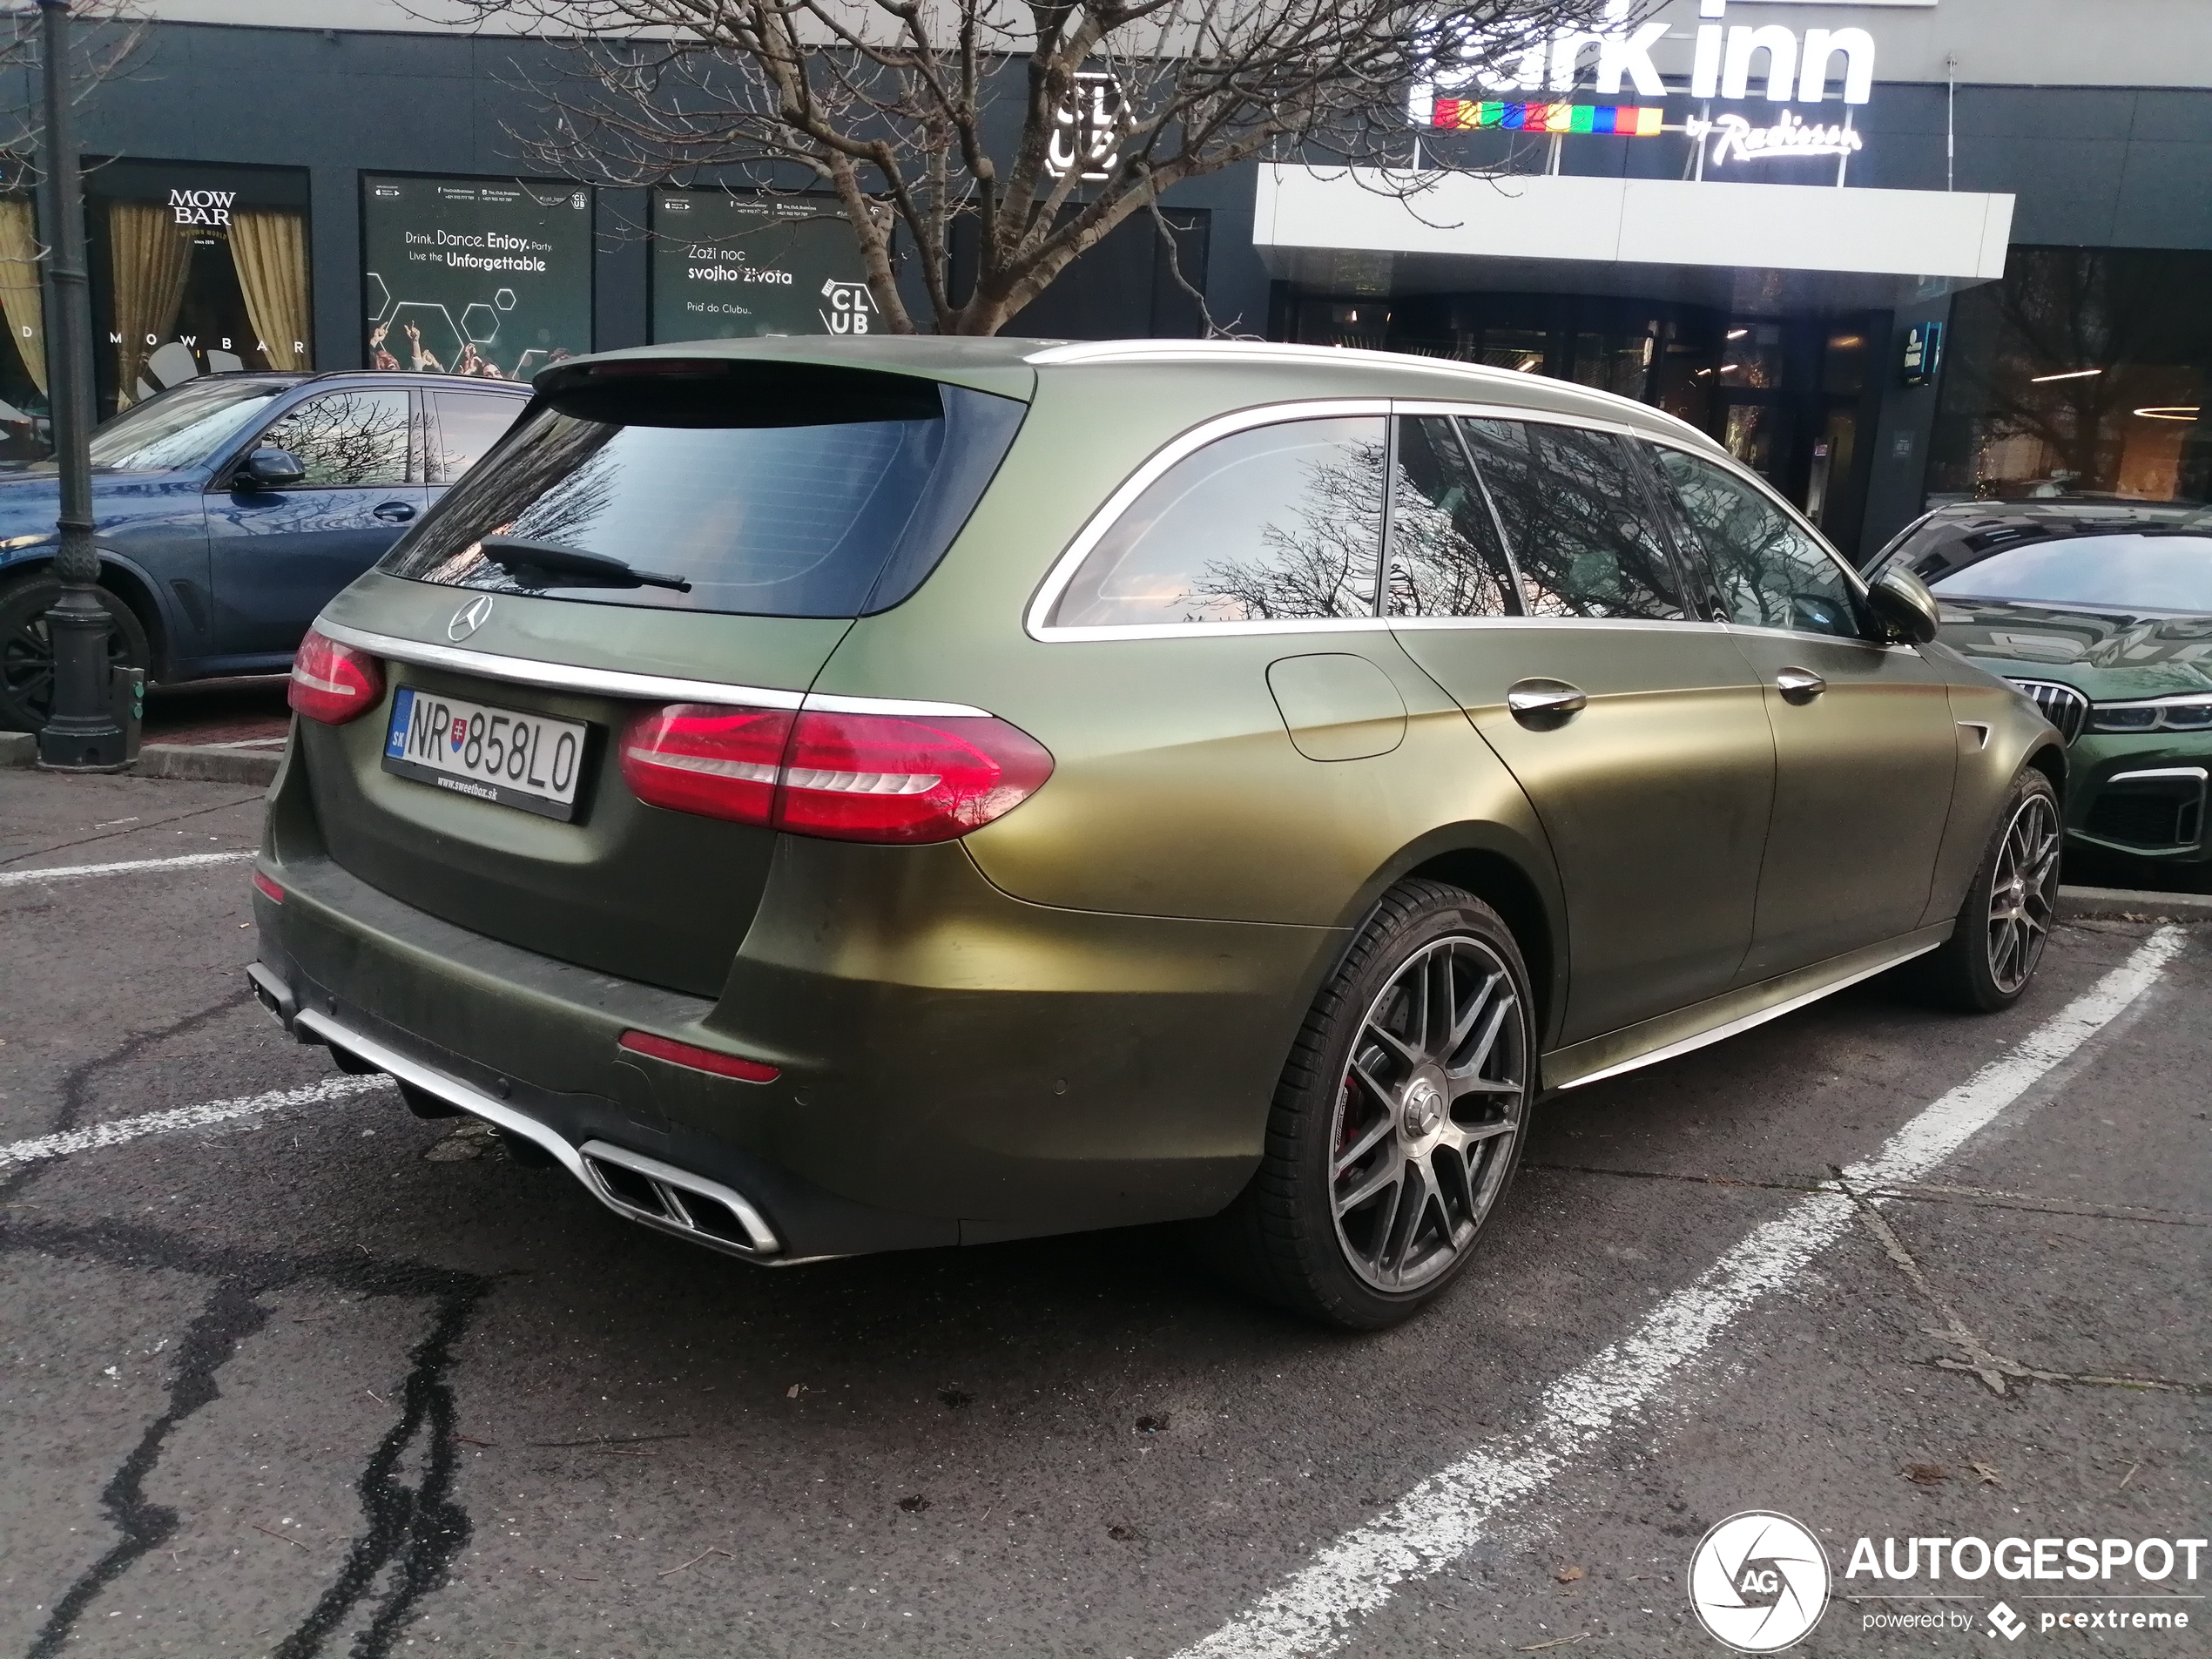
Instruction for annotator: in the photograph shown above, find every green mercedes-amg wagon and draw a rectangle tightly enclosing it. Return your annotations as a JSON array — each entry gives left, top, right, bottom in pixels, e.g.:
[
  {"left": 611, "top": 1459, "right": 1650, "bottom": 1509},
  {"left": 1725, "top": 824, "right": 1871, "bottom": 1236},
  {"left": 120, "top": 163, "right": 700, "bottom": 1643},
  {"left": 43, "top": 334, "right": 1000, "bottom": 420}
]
[{"left": 251, "top": 338, "right": 2063, "bottom": 1328}]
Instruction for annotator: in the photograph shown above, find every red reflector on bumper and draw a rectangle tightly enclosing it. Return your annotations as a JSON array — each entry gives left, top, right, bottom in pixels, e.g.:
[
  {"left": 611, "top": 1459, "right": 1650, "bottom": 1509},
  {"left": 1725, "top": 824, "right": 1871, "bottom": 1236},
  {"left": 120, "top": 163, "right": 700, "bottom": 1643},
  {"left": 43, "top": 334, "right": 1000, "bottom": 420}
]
[
  {"left": 252, "top": 870, "right": 284, "bottom": 904},
  {"left": 618, "top": 1029, "right": 779, "bottom": 1084}
]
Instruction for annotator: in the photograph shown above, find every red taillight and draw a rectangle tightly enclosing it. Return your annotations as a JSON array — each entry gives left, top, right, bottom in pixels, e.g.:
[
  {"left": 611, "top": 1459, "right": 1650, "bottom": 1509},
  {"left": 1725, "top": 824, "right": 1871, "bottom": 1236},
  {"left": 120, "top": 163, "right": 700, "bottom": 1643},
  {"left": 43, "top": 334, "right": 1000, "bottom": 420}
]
[
  {"left": 619, "top": 702, "right": 1052, "bottom": 843},
  {"left": 618, "top": 1029, "right": 779, "bottom": 1083},
  {"left": 777, "top": 710, "right": 1054, "bottom": 843},
  {"left": 619, "top": 703, "right": 794, "bottom": 825},
  {"left": 252, "top": 870, "right": 283, "bottom": 904},
  {"left": 288, "top": 627, "right": 383, "bottom": 725}
]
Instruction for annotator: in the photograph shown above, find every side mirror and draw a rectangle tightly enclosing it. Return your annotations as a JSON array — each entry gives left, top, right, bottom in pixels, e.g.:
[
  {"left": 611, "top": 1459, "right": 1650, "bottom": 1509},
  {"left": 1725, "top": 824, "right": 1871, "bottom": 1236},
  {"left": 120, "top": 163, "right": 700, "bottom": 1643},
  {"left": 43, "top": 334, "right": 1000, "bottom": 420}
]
[
  {"left": 1866, "top": 567, "right": 1942, "bottom": 646},
  {"left": 237, "top": 447, "right": 306, "bottom": 489}
]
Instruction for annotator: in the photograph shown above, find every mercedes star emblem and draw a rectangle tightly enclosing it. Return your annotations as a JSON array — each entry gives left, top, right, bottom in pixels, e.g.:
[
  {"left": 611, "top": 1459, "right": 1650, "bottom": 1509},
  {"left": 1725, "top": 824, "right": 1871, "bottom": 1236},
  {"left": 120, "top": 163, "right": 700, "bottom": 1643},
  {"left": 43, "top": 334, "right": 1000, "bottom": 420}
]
[{"left": 447, "top": 595, "right": 496, "bottom": 641}]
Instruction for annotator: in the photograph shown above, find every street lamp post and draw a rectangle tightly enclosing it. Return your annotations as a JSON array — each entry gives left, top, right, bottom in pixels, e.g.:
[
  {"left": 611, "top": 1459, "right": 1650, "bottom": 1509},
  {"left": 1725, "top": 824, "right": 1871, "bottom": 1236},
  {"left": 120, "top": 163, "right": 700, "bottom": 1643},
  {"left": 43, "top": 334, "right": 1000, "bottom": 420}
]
[{"left": 34, "top": 0, "right": 124, "bottom": 771}]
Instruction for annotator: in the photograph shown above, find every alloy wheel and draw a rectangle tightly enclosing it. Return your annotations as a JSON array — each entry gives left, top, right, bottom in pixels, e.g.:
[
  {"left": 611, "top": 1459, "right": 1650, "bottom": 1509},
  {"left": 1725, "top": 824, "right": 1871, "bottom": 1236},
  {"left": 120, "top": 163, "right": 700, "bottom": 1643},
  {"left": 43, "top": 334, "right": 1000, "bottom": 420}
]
[
  {"left": 1328, "top": 934, "right": 1528, "bottom": 1293},
  {"left": 1986, "top": 790, "right": 2060, "bottom": 995},
  {"left": 0, "top": 601, "right": 127, "bottom": 725}
]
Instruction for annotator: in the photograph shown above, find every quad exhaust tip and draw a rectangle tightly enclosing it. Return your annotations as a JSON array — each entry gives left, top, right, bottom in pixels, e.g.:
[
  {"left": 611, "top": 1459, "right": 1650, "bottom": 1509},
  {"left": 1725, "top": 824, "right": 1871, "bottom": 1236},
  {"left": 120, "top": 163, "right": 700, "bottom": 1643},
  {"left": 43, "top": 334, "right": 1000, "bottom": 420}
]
[{"left": 576, "top": 1140, "right": 780, "bottom": 1260}]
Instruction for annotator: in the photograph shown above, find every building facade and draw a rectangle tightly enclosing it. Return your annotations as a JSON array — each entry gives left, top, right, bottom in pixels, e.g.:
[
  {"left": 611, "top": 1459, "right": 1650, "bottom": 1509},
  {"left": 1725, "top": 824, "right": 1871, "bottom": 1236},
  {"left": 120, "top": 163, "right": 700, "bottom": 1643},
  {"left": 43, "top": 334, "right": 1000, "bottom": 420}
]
[{"left": 8, "top": 0, "right": 2210, "bottom": 558}]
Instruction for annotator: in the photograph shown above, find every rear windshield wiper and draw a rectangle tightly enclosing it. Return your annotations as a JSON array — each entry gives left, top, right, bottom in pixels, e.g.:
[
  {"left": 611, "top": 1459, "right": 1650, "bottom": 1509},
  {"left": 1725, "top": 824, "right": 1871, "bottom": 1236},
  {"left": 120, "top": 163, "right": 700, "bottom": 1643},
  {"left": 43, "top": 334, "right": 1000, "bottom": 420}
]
[{"left": 476, "top": 536, "right": 691, "bottom": 593}]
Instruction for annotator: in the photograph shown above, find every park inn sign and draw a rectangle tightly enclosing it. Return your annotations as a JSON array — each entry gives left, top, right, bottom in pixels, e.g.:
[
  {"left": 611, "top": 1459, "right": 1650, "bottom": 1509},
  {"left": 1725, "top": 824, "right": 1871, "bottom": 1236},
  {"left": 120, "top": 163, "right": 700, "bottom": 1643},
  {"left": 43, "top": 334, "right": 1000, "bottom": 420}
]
[{"left": 1407, "top": 0, "right": 1878, "bottom": 135}]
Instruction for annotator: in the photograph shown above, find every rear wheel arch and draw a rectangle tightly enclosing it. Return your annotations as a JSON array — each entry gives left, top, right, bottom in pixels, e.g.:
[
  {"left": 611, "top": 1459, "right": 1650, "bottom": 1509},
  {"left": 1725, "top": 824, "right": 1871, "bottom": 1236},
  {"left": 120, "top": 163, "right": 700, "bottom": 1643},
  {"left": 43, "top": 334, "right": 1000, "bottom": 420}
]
[{"left": 1403, "top": 846, "right": 1558, "bottom": 1047}]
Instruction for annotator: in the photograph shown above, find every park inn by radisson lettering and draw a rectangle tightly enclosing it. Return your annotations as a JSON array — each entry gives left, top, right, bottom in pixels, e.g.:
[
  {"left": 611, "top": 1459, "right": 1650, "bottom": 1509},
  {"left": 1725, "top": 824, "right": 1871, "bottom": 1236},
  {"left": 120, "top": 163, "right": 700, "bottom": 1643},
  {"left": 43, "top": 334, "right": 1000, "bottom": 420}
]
[{"left": 1409, "top": 0, "right": 1877, "bottom": 166}]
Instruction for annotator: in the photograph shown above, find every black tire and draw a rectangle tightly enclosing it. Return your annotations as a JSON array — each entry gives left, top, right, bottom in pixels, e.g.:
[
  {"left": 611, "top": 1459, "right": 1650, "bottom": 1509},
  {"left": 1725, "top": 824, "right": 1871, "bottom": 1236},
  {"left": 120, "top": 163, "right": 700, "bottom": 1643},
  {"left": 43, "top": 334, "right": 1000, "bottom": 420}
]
[
  {"left": 0, "top": 572, "right": 151, "bottom": 733},
  {"left": 1914, "top": 768, "right": 2062, "bottom": 1014},
  {"left": 1206, "top": 878, "right": 1537, "bottom": 1330}
]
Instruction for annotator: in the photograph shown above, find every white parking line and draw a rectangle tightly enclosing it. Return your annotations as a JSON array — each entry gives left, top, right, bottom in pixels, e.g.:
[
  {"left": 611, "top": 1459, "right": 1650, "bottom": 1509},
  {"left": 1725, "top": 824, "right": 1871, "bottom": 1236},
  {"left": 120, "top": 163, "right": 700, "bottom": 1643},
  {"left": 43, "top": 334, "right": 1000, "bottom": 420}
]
[
  {"left": 1176, "top": 927, "right": 2189, "bottom": 1659},
  {"left": 0, "top": 851, "right": 254, "bottom": 888},
  {"left": 0, "top": 1076, "right": 389, "bottom": 1171}
]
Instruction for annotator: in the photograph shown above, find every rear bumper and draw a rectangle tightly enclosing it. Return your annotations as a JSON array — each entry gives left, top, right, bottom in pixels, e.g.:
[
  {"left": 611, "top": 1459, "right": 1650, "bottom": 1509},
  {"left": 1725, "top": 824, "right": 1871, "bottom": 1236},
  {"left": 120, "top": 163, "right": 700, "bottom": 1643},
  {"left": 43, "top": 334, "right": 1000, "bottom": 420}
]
[
  {"left": 252, "top": 836, "right": 1336, "bottom": 1261},
  {"left": 290, "top": 1001, "right": 794, "bottom": 1261}
]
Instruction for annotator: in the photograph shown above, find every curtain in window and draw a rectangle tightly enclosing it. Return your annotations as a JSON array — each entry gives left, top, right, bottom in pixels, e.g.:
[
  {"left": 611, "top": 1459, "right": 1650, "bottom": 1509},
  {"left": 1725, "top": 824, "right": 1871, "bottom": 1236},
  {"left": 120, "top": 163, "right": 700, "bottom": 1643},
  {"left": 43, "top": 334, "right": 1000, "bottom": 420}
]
[
  {"left": 0, "top": 197, "right": 45, "bottom": 395},
  {"left": 228, "top": 208, "right": 308, "bottom": 372},
  {"left": 108, "top": 200, "right": 191, "bottom": 407}
]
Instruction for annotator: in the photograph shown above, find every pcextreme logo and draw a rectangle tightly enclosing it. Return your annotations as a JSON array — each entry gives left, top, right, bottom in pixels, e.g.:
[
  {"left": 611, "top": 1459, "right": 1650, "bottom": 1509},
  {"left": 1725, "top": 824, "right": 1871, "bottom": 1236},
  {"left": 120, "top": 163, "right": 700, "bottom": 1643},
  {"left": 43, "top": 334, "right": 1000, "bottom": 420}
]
[{"left": 1689, "top": 1512, "right": 1831, "bottom": 1652}]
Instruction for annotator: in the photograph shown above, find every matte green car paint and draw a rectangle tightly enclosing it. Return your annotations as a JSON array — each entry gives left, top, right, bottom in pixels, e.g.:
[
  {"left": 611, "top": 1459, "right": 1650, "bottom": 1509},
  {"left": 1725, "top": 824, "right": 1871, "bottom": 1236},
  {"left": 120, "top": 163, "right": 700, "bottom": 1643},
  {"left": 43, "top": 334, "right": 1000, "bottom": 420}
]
[
  {"left": 1394, "top": 623, "right": 1775, "bottom": 1044},
  {"left": 1266, "top": 654, "right": 1408, "bottom": 761},
  {"left": 1723, "top": 630, "right": 1959, "bottom": 979},
  {"left": 310, "top": 574, "right": 853, "bottom": 996},
  {"left": 259, "top": 335, "right": 2064, "bottom": 1260}
]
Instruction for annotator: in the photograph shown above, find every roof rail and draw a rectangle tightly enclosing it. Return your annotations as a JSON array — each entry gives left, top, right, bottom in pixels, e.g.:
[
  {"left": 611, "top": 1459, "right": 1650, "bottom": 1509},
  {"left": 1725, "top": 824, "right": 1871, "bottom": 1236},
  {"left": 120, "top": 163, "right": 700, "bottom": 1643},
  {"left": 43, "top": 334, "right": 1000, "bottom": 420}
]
[{"left": 1022, "top": 338, "right": 1713, "bottom": 448}]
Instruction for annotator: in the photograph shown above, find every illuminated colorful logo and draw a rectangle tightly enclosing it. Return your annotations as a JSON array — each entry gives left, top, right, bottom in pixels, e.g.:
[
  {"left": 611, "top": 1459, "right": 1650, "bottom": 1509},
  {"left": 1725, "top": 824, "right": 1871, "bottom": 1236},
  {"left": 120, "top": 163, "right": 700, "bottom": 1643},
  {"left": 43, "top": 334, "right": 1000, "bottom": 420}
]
[{"left": 1430, "top": 100, "right": 1664, "bottom": 136}]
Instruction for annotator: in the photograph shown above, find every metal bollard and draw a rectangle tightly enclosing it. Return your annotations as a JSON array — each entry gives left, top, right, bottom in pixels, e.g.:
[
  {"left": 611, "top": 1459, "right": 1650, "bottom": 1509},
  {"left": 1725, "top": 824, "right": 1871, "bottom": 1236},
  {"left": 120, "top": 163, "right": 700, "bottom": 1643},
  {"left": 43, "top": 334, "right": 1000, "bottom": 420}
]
[{"left": 109, "top": 664, "right": 144, "bottom": 763}]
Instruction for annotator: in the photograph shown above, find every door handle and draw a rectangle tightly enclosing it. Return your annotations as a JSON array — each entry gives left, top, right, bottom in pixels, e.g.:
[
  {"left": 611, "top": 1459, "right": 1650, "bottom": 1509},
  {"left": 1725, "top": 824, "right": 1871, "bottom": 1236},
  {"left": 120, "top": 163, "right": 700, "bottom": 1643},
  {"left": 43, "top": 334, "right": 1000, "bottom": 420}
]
[
  {"left": 1506, "top": 678, "right": 1588, "bottom": 724},
  {"left": 373, "top": 501, "right": 417, "bottom": 523},
  {"left": 1775, "top": 666, "right": 1826, "bottom": 704}
]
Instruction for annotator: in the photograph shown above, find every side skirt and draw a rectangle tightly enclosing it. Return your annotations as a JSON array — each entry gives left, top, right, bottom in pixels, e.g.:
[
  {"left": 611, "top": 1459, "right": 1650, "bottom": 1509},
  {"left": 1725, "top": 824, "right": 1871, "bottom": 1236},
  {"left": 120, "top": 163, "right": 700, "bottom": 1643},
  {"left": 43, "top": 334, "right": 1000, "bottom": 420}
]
[{"left": 1541, "top": 924, "right": 1952, "bottom": 1092}]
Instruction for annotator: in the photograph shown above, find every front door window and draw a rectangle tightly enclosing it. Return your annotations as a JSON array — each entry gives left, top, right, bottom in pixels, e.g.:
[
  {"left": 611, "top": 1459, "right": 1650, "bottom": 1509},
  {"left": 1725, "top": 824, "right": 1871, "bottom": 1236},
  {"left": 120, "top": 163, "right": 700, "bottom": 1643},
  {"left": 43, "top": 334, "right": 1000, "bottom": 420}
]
[{"left": 253, "top": 388, "right": 412, "bottom": 486}]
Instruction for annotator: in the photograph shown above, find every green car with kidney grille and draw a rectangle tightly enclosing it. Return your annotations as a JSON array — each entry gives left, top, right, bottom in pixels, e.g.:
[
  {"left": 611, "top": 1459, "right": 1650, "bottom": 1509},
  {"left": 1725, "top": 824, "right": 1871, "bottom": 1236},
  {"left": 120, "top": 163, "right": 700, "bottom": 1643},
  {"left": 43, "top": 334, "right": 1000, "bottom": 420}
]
[
  {"left": 1867, "top": 499, "right": 2212, "bottom": 871},
  {"left": 251, "top": 337, "right": 2064, "bottom": 1328}
]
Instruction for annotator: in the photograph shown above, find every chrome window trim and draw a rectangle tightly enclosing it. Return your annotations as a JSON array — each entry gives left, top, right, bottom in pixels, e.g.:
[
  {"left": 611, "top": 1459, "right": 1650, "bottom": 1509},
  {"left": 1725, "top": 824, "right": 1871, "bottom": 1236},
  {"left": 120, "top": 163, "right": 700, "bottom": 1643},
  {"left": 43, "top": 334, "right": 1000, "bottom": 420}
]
[
  {"left": 1024, "top": 398, "right": 1392, "bottom": 640},
  {"left": 1722, "top": 620, "right": 1894, "bottom": 652},
  {"left": 1028, "top": 397, "right": 1725, "bottom": 642},
  {"left": 315, "top": 617, "right": 990, "bottom": 718},
  {"left": 1383, "top": 613, "right": 1724, "bottom": 635},
  {"left": 1390, "top": 396, "right": 1651, "bottom": 443},
  {"left": 1037, "top": 616, "right": 1402, "bottom": 644}
]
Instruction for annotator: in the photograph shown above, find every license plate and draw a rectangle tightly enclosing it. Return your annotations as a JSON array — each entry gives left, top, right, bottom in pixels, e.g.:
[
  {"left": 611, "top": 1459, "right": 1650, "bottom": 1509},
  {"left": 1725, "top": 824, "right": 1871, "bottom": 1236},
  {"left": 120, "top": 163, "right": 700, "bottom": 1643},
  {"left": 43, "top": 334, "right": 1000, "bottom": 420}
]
[{"left": 381, "top": 685, "right": 590, "bottom": 821}]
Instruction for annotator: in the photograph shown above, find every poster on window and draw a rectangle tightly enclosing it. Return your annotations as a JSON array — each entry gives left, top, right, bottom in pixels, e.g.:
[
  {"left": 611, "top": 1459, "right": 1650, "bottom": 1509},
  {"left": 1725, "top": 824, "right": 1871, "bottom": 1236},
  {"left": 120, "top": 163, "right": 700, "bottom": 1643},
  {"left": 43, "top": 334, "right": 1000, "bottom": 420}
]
[
  {"left": 85, "top": 158, "right": 314, "bottom": 417},
  {"left": 361, "top": 175, "right": 592, "bottom": 385},
  {"left": 651, "top": 192, "right": 877, "bottom": 341}
]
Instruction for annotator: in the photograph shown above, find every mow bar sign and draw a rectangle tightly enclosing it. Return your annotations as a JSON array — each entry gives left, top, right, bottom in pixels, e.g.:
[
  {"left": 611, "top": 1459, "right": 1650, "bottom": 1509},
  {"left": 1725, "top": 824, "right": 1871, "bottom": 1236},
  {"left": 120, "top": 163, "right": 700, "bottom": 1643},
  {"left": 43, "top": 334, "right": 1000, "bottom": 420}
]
[{"left": 169, "top": 188, "right": 234, "bottom": 226}]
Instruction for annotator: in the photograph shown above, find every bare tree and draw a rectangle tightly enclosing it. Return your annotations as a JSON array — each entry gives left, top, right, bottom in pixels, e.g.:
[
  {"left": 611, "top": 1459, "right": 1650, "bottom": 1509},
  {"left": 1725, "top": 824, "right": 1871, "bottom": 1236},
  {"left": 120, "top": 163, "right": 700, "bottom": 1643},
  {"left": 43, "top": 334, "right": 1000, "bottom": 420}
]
[
  {"left": 1192, "top": 432, "right": 1385, "bottom": 617},
  {"left": 0, "top": 3, "right": 146, "bottom": 154},
  {"left": 447, "top": 0, "right": 1614, "bottom": 336}
]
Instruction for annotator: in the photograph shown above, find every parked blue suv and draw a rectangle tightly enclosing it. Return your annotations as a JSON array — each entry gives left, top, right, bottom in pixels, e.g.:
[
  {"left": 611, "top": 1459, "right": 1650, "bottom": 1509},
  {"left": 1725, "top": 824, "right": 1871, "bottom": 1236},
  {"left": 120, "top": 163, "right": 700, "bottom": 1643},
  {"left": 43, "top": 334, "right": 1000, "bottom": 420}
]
[{"left": 0, "top": 371, "right": 529, "bottom": 730}]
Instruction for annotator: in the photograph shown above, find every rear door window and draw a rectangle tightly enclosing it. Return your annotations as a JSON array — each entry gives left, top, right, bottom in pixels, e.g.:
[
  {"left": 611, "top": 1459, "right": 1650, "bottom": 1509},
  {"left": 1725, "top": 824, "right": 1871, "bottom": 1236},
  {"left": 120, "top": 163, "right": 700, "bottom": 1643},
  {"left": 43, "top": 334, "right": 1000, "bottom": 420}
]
[
  {"left": 1385, "top": 414, "right": 1521, "bottom": 619},
  {"left": 1048, "top": 416, "right": 1386, "bottom": 627},
  {"left": 1457, "top": 418, "right": 1686, "bottom": 621},
  {"left": 428, "top": 390, "right": 524, "bottom": 483},
  {"left": 1654, "top": 444, "right": 1864, "bottom": 637},
  {"left": 380, "top": 372, "right": 1024, "bottom": 617}
]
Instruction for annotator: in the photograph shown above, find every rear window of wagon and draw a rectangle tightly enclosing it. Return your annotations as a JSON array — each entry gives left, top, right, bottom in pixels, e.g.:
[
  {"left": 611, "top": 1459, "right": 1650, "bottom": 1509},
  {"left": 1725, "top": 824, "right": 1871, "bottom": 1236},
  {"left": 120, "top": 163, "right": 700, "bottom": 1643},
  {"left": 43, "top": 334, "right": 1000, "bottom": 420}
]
[{"left": 378, "top": 362, "right": 1025, "bottom": 618}]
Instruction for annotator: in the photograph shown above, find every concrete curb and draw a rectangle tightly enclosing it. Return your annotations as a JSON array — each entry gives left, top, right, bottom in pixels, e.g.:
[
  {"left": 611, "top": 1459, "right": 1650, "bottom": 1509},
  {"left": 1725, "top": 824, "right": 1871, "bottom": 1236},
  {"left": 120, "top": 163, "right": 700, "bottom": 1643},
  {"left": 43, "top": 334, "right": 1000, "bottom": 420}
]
[
  {"left": 3, "top": 733, "right": 279, "bottom": 783},
  {"left": 2059, "top": 884, "right": 2212, "bottom": 923},
  {"left": 129, "top": 744, "right": 280, "bottom": 786}
]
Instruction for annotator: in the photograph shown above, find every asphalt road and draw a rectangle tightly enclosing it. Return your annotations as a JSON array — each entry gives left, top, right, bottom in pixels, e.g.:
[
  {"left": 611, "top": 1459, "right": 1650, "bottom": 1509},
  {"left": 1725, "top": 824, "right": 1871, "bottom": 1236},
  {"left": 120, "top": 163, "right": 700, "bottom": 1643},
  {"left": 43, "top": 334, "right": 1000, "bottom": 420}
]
[{"left": 2, "top": 768, "right": 2205, "bottom": 1659}]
